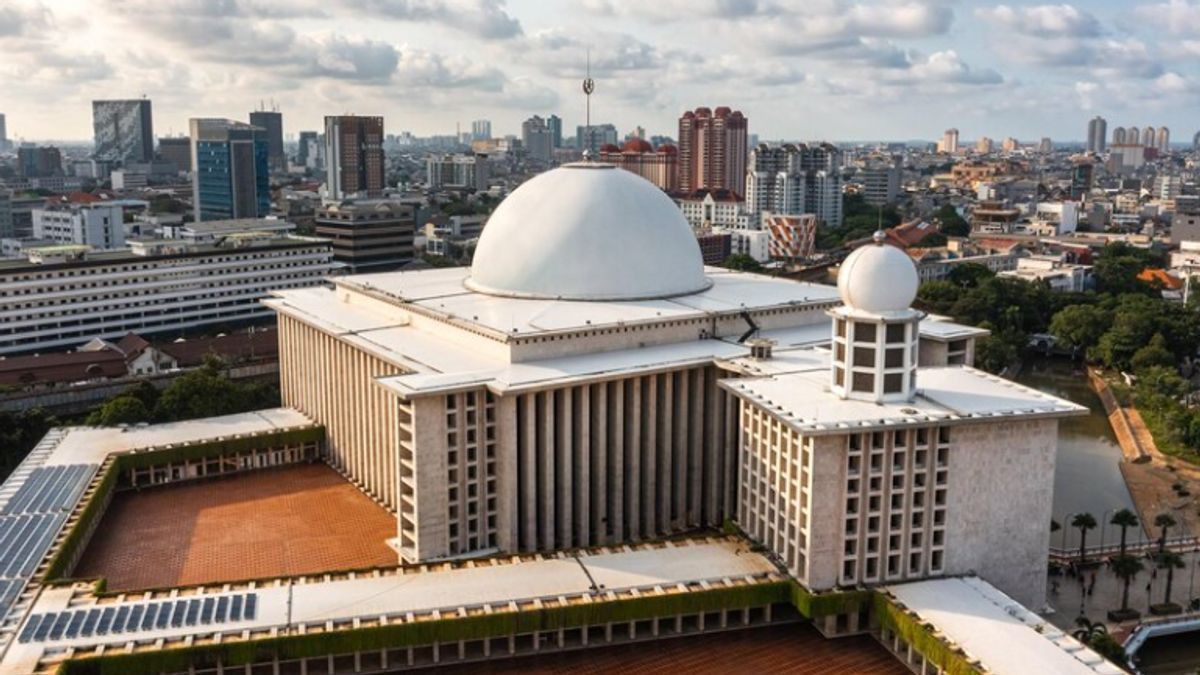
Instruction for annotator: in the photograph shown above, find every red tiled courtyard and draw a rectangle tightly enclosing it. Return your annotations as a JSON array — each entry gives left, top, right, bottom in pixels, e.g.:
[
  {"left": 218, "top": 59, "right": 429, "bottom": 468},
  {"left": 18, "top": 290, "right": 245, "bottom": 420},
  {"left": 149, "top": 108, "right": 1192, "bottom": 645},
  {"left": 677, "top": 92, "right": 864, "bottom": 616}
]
[
  {"left": 432, "top": 623, "right": 908, "bottom": 674},
  {"left": 75, "top": 463, "right": 398, "bottom": 591}
]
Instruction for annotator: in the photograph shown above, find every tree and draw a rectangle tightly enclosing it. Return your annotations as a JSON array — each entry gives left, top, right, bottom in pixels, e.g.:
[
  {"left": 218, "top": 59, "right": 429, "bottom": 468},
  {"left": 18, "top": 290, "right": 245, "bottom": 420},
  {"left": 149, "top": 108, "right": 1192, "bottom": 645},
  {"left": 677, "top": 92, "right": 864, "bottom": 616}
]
[
  {"left": 1131, "top": 333, "right": 1175, "bottom": 373},
  {"left": 1111, "top": 509, "right": 1139, "bottom": 558},
  {"left": 1112, "top": 554, "right": 1145, "bottom": 614},
  {"left": 933, "top": 204, "right": 970, "bottom": 238},
  {"left": 1072, "top": 512, "right": 1097, "bottom": 563},
  {"left": 153, "top": 364, "right": 244, "bottom": 422},
  {"left": 86, "top": 395, "right": 151, "bottom": 426},
  {"left": 1154, "top": 513, "right": 1177, "bottom": 555},
  {"left": 0, "top": 408, "right": 60, "bottom": 481},
  {"left": 721, "top": 254, "right": 763, "bottom": 273},
  {"left": 974, "top": 334, "right": 1018, "bottom": 374},
  {"left": 947, "top": 262, "right": 994, "bottom": 289},
  {"left": 1093, "top": 242, "right": 1162, "bottom": 295},
  {"left": 1072, "top": 616, "right": 1108, "bottom": 643},
  {"left": 1156, "top": 551, "right": 1186, "bottom": 607},
  {"left": 1049, "top": 304, "right": 1110, "bottom": 355}
]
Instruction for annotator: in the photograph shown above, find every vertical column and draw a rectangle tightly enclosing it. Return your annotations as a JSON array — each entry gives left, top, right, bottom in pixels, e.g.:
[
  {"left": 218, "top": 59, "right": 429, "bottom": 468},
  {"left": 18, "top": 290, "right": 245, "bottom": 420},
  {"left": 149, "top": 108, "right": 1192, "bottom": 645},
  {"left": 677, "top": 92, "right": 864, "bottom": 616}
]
[
  {"left": 539, "top": 390, "right": 556, "bottom": 550},
  {"left": 674, "top": 370, "right": 690, "bottom": 527},
  {"left": 610, "top": 380, "right": 625, "bottom": 542},
  {"left": 703, "top": 368, "right": 720, "bottom": 525},
  {"left": 495, "top": 395, "right": 519, "bottom": 553},
  {"left": 659, "top": 373, "right": 673, "bottom": 532},
  {"left": 556, "top": 388, "right": 573, "bottom": 548},
  {"left": 576, "top": 385, "right": 591, "bottom": 547},
  {"left": 591, "top": 383, "right": 608, "bottom": 544},
  {"left": 688, "top": 368, "right": 704, "bottom": 526},
  {"left": 642, "top": 375, "right": 658, "bottom": 538},
  {"left": 520, "top": 395, "right": 537, "bottom": 551},
  {"left": 626, "top": 378, "right": 641, "bottom": 541}
]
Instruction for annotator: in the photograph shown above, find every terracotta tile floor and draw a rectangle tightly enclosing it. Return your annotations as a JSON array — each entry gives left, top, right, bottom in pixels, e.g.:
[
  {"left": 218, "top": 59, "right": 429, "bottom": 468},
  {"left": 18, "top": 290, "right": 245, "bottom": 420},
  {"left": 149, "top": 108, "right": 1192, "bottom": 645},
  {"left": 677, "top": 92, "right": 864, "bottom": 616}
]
[
  {"left": 432, "top": 623, "right": 908, "bottom": 674},
  {"left": 75, "top": 463, "right": 398, "bottom": 591}
]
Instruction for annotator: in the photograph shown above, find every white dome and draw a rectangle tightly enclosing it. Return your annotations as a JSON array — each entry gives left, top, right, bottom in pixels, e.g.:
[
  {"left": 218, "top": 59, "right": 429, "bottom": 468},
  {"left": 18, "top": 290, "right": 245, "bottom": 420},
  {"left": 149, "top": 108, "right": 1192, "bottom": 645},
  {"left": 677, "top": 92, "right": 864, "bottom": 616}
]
[
  {"left": 837, "top": 235, "right": 919, "bottom": 313},
  {"left": 465, "top": 163, "right": 711, "bottom": 301}
]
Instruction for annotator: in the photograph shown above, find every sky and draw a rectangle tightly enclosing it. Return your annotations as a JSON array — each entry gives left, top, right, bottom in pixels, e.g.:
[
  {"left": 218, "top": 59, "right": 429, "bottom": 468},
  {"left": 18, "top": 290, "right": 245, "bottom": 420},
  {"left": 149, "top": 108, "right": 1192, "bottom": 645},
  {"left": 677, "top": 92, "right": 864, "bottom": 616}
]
[{"left": 2, "top": 0, "right": 1200, "bottom": 144}]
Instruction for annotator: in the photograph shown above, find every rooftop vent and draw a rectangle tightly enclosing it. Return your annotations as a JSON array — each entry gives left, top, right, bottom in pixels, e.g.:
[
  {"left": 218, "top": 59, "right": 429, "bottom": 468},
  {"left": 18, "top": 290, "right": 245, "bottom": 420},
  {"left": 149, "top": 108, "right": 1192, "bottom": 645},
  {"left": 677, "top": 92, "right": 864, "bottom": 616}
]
[{"left": 747, "top": 338, "right": 776, "bottom": 361}]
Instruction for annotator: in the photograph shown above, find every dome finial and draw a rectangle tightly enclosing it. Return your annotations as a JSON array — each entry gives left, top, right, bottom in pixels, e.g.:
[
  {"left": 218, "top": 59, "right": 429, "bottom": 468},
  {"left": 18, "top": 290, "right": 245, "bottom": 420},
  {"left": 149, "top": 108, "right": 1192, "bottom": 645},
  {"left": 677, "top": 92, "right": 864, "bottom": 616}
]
[{"left": 872, "top": 229, "right": 886, "bottom": 245}]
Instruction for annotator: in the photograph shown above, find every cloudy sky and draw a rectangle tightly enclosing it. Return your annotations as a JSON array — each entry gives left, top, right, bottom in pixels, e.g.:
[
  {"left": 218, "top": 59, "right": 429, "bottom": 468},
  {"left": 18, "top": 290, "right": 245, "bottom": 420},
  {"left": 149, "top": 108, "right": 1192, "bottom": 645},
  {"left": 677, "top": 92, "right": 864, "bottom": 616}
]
[{"left": 3, "top": 0, "right": 1199, "bottom": 144}]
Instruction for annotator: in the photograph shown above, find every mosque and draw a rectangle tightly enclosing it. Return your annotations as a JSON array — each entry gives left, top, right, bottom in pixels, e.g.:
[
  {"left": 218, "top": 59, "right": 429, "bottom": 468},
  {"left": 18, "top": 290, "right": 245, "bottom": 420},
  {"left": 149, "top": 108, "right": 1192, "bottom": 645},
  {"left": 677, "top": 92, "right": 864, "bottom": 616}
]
[
  {"left": 267, "top": 162, "right": 1083, "bottom": 610},
  {"left": 0, "top": 162, "right": 1113, "bottom": 674}
]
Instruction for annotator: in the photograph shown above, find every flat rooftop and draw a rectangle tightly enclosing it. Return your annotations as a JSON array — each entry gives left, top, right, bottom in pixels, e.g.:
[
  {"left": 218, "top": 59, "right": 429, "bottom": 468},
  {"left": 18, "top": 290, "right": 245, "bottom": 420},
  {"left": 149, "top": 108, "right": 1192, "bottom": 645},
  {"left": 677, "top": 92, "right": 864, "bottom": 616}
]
[
  {"left": 435, "top": 622, "right": 908, "bottom": 674},
  {"left": 883, "top": 577, "right": 1123, "bottom": 675},
  {"left": 74, "top": 463, "right": 397, "bottom": 592}
]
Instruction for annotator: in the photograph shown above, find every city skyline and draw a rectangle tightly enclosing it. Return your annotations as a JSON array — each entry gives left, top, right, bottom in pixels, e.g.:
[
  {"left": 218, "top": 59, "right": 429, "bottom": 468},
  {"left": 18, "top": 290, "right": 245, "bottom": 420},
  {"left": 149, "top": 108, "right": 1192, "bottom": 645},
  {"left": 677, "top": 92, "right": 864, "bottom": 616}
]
[{"left": 4, "top": 0, "right": 1200, "bottom": 143}]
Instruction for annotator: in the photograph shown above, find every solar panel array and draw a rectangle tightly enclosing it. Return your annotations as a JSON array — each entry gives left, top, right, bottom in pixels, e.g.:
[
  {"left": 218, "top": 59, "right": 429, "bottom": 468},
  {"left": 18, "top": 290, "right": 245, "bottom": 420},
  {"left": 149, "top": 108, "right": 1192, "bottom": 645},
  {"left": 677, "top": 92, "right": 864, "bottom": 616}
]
[
  {"left": 18, "top": 593, "right": 259, "bottom": 644},
  {"left": 0, "top": 463, "right": 97, "bottom": 634}
]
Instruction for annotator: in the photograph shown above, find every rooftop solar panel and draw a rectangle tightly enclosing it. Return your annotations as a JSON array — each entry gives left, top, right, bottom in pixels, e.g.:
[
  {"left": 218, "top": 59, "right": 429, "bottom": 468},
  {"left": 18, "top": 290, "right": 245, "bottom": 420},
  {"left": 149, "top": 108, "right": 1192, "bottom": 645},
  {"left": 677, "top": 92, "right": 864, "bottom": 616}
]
[
  {"left": 215, "top": 596, "right": 229, "bottom": 622},
  {"left": 229, "top": 594, "right": 243, "bottom": 621},
  {"left": 200, "top": 597, "right": 215, "bottom": 624},
  {"left": 65, "top": 610, "right": 86, "bottom": 639},
  {"left": 80, "top": 608, "right": 100, "bottom": 637},
  {"left": 112, "top": 605, "right": 130, "bottom": 634},
  {"left": 18, "top": 614, "right": 42, "bottom": 643},
  {"left": 140, "top": 603, "right": 159, "bottom": 631},
  {"left": 96, "top": 607, "right": 115, "bottom": 635},
  {"left": 244, "top": 593, "right": 257, "bottom": 620},
  {"left": 47, "top": 612, "right": 70, "bottom": 641}
]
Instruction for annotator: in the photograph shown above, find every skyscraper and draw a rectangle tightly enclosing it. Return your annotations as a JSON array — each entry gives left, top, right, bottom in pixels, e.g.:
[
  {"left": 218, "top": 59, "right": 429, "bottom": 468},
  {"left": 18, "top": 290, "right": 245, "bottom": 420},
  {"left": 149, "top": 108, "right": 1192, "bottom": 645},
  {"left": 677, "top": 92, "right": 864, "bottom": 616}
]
[
  {"left": 677, "top": 106, "right": 748, "bottom": 195},
  {"left": 521, "top": 115, "right": 553, "bottom": 163},
  {"left": 1158, "top": 126, "right": 1171, "bottom": 153},
  {"left": 92, "top": 99, "right": 154, "bottom": 163},
  {"left": 1086, "top": 116, "right": 1107, "bottom": 153},
  {"left": 157, "top": 137, "right": 191, "bottom": 173},
  {"left": 0, "top": 113, "right": 8, "bottom": 152},
  {"left": 298, "top": 131, "right": 318, "bottom": 168},
  {"left": 17, "top": 146, "right": 63, "bottom": 178},
  {"left": 745, "top": 143, "right": 843, "bottom": 228},
  {"left": 189, "top": 118, "right": 270, "bottom": 222},
  {"left": 249, "top": 109, "right": 285, "bottom": 172},
  {"left": 575, "top": 124, "right": 619, "bottom": 155},
  {"left": 1039, "top": 137, "right": 1053, "bottom": 154},
  {"left": 546, "top": 115, "right": 563, "bottom": 149},
  {"left": 324, "top": 116, "right": 385, "bottom": 200},
  {"left": 471, "top": 120, "right": 492, "bottom": 141},
  {"left": 1113, "top": 127, "right": 1126, "bottom": 145},
  {"left": 938, "top": 128, "right": 959, "bottom": 154},
  {"left": 1143, "top": 126, "right": 1156, "bottom": 150}
]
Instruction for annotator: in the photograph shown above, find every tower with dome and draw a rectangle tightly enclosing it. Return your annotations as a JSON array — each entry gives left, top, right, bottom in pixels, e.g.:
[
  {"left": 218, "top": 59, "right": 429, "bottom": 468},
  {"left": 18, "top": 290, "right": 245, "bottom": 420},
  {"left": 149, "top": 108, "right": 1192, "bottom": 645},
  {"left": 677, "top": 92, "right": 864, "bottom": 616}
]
[{"left": 266, "top": 163, "right": 1084, "bottom": 614}]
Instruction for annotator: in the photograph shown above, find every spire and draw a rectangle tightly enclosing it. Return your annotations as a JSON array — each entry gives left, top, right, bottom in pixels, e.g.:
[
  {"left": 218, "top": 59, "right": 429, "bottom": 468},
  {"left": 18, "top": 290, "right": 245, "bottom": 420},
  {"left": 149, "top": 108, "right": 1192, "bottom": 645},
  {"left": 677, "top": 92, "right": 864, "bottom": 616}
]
[
  {"left": 873, "top": 206, "right": 885, "bottom": 245},
  {"left": 582, "top": 49, "right": 595, "bottom": 160}
]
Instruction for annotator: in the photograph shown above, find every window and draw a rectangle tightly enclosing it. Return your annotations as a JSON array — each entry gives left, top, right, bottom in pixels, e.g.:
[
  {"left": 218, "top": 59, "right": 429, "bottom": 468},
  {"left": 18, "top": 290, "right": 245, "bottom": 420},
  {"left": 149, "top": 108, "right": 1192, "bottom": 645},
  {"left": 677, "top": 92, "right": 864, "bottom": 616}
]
[
  {"left": 855, "top": 323, "right": 877, "bottom": 342},
  {"left": 852, "top": 372, "right": 873, "bottom": 392},
  {"left": 886, "top": 323, "right": 906, "bottom": 343},
  {"left": 884, "top": 373, "right": 904, "bottom": 393},
  {"left": 885, "top": 348, "right": 904, "bottom": 368},
  {"left": 853, "top": 347, "right": 875, "bottom": 367}
]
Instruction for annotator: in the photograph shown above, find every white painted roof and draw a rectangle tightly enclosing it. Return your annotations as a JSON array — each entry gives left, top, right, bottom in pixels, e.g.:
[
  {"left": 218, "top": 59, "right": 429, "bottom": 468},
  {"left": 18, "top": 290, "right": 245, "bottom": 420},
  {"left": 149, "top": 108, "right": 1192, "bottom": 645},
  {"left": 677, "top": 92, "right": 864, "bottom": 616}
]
[
  {"left": 2, "top": 539, "right": 777, "bottom": 673},
  {"left": 465, "top": 163, "right": 711, "bottom": 301},
  {"left": 884, "top": 577, "right": 1123, "bottom": 675}
]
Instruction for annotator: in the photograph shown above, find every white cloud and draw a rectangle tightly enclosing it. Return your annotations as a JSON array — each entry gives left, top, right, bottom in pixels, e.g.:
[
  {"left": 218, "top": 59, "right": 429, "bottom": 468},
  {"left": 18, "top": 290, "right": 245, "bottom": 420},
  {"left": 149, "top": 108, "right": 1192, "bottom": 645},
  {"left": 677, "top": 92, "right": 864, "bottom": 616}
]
[
  {"left": 976, "top": 4, "right": 1101, "bottom": 37},
  {"left": 1135, "top": 0, "right": 1200, "bottom": 35}
]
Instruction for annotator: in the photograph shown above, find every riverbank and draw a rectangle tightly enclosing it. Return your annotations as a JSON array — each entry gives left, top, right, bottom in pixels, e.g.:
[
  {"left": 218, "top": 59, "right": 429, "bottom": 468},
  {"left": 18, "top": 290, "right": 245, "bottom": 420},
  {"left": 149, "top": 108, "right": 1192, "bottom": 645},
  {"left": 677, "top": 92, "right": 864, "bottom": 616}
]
[{"left": 1088, "top": 369, "right": 1199, "bottom": 539}]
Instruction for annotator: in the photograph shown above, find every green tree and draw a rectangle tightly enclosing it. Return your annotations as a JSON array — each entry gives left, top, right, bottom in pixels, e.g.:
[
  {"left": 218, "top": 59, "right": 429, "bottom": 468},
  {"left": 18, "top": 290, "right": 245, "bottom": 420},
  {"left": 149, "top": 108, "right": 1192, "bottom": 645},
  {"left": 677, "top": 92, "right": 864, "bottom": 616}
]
[
  {"left": 1049, "top": 304, "right": 1110, "bottom": 354},
  {"left": 933, "top": 204, "right": 970, "bottom": 237},
  {"left": 915, "top": 280, "right": 961, "bottom": 315},
  {"left": 1131, "top": 333, "right": 1175, "bottom": 373},
  {"left": 153, "top": 364, "right": 245, "bottom": 422},
  {"left": 973, "top": 334, "right": 1018, "bottom": 374},
  {"left": 1072, "top": 616, "right": 1108, "bottom": 643},
  {"left": 1156, "top": 551, "right": 1186, "bottom": 607},
  {"left": 1093, "top": 242, "right": 1161, "bottom": 295},
  {"left": 0, "top": 408, "right": 60, "bottom": 480},
  {"left": 1111, "top": 509, "right": 1140, "bottom": 558},
  {"left": 1155, "top": 513, "right": 1177, "bottom": 555},
  {"left": 722, "top": 254, "right": 764, "bottom": 273},
  {"left": 947, "top": 262, "right": 994, "bottom": 288},
  {"left": 86, "top": 395, "right": 151, "bottom": 426},
  {"left": 1072, "top": 512, "right": 1097, "bottom": 563},
  {"left": 1112, "top": 554, "right": 1145, "bottom": 615}
]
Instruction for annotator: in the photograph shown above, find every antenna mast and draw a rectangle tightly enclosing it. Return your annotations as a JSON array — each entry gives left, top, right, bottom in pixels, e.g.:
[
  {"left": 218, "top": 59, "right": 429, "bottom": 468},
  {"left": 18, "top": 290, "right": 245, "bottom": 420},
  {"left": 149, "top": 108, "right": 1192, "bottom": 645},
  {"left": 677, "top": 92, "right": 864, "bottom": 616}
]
[{"left": 582, "top": 49, "right": 595, "bottom": 159}]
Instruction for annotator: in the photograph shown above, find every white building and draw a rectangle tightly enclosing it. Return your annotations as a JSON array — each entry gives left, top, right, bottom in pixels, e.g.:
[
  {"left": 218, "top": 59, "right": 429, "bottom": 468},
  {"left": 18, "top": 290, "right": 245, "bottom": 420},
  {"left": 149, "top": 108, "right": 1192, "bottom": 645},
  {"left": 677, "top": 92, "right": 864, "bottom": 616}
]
[
  {"left": 0, "top": 234, "right": 332, "bottom": 355},
  {"left": 426, "top": 153, "right": 490, "bottom": 191},
  {"left": 998, "top": 256, "right": 1093, "bottom": 292},
  {"left": 110, "top": 169, "right": 148, "bottom": 190},
  {"left": 745, "top": 143, "right": 844, "bottom": 228},
  {"left": 267, "top": 163, "right": 1082, "bottom": 611},
  {"left": 1031, "top": 201, "right": 1079, "bottom": 235},
  {"left": 676, "top": 189, "right": 747, "bottom": 229},
  {"left": 31, "top": 203, "right": 125, "bottom": 250}
]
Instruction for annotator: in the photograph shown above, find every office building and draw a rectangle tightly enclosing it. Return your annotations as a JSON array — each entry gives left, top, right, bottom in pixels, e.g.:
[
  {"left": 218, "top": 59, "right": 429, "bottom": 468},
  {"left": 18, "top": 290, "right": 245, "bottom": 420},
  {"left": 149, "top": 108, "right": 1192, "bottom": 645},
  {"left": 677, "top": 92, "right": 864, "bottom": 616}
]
[
  {"left": 0, "top": 231, "right": 332, "bottom": 355},
  {"left": 314, "top": 200, "right": 417, "bottom": 273},
  {"left": 1086, "top": 116, "right": 1106, "bottom": 153},
  {"left": 92, "top": 99, "right": 154, "bottom": 163},
  {"left": 975, "top": 137, "right": 993, "bottom": 154},
  {"left": 575, "top": 123, "right": 619, "bottom": 155},
  {"left": 1113, "top": 127, "right": 1126, "bottom": 145},
  {"left": 471, "top": 120, "right": 492, "bottom": 141},
  {"left": 249, "top": 109, "right": 285, "bottom": 172},
  {"left": 596, "top": 139, "right": 678, "bottom": 191},
  {"left": 938, "top": 128, "right": 959, "bottom": 154},
  {"left": 157, "top": 137, "right": 191, "bottom": 173},
  {"left": 1002, "top": 137, "right": 1019, "bottom": 152},
  {"left": 297, "top": 130, "right": 319, "bottom": 168},
  {"left": 677, "top": 106, "right": 748, "bottom": 194},
  {"left": 1039, "top": 137, "right": 1053, "bottom": 154},
  {"left": 1143, "top": 126, "right": 1157, "bottom": 151},
  {"left": 547, "top": 114, "right": 563, "bottom": 148},
  {"left": 16, "top": 146, "right": 63, "bottom": 178},
  {"left": 765, "top": 213, "right": 818, "bottom": 261},
  {"left": 0, "top": 189, "right": 12, "bottom": 239},
  {"left": 521, "top": 115, "right": 554, "bottom": 164},
  {"left": 745, "top": 143, "right": 844, "bottom": 228},
  {"left": 190, "top": 118, "right": 271, "bottom": 222},
  {"left": 324, "top": 115, "right": 385, "bottom": 200},
  {"left": 31, "top": 202, "right": 126, "bottom": 249},
  {"left": 426, "top": 153, "right": 490, "bottom": 191},
  {"left": 860, "top": 157, "right": 902, "bottom": 206},
  {"left": 0, "top": 112, "right": 8, "bottom": 151},
  {"left": 1158, "top": 126, "right": 1171, "bottom": 153}
]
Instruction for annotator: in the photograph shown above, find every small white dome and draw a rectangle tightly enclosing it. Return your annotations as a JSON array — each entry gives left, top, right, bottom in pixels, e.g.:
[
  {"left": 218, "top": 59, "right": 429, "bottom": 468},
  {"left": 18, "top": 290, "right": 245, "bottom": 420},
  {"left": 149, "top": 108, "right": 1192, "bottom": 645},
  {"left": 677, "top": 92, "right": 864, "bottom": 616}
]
[
  {"left": 837, "top": 235, "right": 919, "bottom": 313},
  {"left": 466, "top": 163, "right": 711, "bottom": 301}
]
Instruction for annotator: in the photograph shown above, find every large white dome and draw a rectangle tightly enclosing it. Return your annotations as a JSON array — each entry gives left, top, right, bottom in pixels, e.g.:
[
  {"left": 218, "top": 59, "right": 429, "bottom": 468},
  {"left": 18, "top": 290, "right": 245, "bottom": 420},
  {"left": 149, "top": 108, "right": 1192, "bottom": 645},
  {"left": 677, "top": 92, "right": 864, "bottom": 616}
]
[
  {"left": 837, "top": 234, "right": 919, "bottom": 314},
  {"left": 465, "top": 163, "right": 712, "bottom": 301}
]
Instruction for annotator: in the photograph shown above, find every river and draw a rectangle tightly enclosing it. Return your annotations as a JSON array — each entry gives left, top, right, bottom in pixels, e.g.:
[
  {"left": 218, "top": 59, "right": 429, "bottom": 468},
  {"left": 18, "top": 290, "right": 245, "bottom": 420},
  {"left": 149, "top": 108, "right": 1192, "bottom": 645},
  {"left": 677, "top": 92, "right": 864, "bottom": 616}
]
[{"left": 1015, "top": 358, "right": 1148, "bottom": 549}]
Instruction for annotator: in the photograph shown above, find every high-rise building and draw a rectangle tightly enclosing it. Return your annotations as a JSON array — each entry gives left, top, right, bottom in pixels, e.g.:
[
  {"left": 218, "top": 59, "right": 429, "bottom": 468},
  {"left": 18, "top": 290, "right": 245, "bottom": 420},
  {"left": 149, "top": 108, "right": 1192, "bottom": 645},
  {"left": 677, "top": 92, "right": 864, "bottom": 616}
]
[
  {"left": 324, "top": 116, "right": 385, "bottom": 200},
  {"left": 1086, "top": 116, "right": 1107, "bottom": 153},
  {"left": 1158, "top": 126, "right": 1171, "bottom": 153},
  {"left": 1194, "top": 131, "right": 1200, "bottom": 152},
  {"left": 975, "top": 137, "right": 993, "bottom": 154},
  {"left": 92, "top": 99, "right": 154, "bottom": 163},
  {"left": 547, "top": 115, "right": 563, "bottom": 149},
  {"left": 1143, "top": 126, "right": 1157, "bottom": 150},
  {"left": 249, "top": 109, "right": 285, "bottom": 172},
  {"left": 677, "top": 107, "right": 748, "bottom": 195},
  {"left": 32, "top": 202, "right": 126, "bottom": 249},
  {"left": 860, "top": 156, "right": 902, "bottom": 207},
  {"left": 297, "top": 131, "right": 318, "bottom": 168},
  {"left": 189, "top": 118, "right": 271, "bottom": 222},
  {"left": 521, "top": 115, "right": 554, "bottom": 163},
  {"left": 157, "top": 137, "right": 191, "bottom": 174},
  {"left": 745, "top": 143, "right": 843, "bottom": 228},
  {"left": 1070, "top": 159, "right": 1094, "bottom": 200},
  {"left": 314, "top": 200, "right": 416, "bottom": 273},
  {"left": 0, "top": 189, "right": 12, "bottom": 239},
  {"left": 17, "top": 146, "right": 63, "bottom": 178},
  {"left": 1039, "top": 137, "right": 1053, "bottom": 154},
  {"left": 938, "top": 128, "right": 959, "bottom": 154},
  {"left": 426, "top": 153, "right": 489, "bottom": 191},
  {"left": 471, "top": 120, "right": 492, "bottom": 141},
  {"left": 597, "top": 139, "right": 679, "bottom": 191},
  {"left": 1113, "top": 127, "right": 1126, "bottom": 145},
  {"left": 0, "top": 113, "right": 8, "bottom": 152},
  {"left": 1128, "top": 127, "right": 1141, "bottom": 146},
  {"left": 1001, "top": 137, "right": 1019, "bottom": 152},
  {"left": 575, "top": 123, "right": 619, "bottom": 155}
]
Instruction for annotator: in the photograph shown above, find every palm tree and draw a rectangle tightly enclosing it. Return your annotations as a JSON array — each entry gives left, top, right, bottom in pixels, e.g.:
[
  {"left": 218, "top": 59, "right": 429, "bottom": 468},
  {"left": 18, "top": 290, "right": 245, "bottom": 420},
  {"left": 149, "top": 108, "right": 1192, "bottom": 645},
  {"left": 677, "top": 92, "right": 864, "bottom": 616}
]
[
  {"left": 1112, "top": 554, "right": 1145, "bottom": 614},
  {"left": 1154, "top": 513, "right": 1177, "bottom": 555},
  {"left": 1072, "top": 616, "right": 1108, "bottom": 643},
  {"left": 1111, "top": 509, "right": 1139, "bottom": 557},
  {"left": 1157, "top": 551, "right": 1185, "bottom": 607},
  {"left": 1072, "top": 513, "right": 1098, "bottom": 563}
]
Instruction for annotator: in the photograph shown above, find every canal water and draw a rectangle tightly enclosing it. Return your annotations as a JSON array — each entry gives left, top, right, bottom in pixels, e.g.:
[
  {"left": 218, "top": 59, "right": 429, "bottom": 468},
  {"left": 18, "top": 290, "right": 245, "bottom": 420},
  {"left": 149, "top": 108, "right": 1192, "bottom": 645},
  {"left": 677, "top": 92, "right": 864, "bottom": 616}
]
[{"left": 1015, "top": 358, "right": 1148, "bottom": 549}]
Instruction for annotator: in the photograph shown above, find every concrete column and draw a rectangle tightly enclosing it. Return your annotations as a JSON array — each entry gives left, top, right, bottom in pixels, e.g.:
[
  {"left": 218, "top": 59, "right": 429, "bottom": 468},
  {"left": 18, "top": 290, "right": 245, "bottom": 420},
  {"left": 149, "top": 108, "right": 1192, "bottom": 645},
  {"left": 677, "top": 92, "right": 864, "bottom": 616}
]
[
  {"left": 591, "top": 383, "right": 607, "bottom": 543},
  {"left": 539, "top": 391, "right": 555, "bottom": 550},
  {"left": 576, "top": 385, "right": 591, "bottom": 546},
  {"left": 496, "top": 395, "right": 519, "bottom": 553},
  {"left": 703, "top": 367, "right": 720, "bottom": 525},
  {"left": 520, "top": 396, "right": 537, "bottom": 551},
  {"left": 627, "top": 379, "right": 641, "bottom": 541},
  {"left": 659, "top": 372, "right": 673, "bottom": 533},
  {"left": 643, "top": 375, "right": 658, "bottom": 537},
  {"left": 556, "top": 388, "right": 573, "bottom": 548},
  {"left": 611, "top": 381, "right": 625, "bottom": 542},
  {"left": 688, "top": 368, "right": 704, "bottom": 525}
]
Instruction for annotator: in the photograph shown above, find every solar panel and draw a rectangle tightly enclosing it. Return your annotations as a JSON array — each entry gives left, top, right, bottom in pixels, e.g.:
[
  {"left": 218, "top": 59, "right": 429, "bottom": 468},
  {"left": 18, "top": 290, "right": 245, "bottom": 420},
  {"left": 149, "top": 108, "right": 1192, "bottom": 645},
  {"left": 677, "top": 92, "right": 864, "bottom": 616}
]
[
  {"left": 18, "top": 614, "right": 43, "bottom": 643},
  {"left": 96, "top": 607, "right": 115, "bottom": 635},
  {"left": 65, "top": 610, "right": 87, "bottom": 639},
  {"left": 244, "top": 593, "right": 257, "bottom": 620},
  {"left": 80, "top": 608, "right": 100, "bottom": 637},
  {"left": 112, "top": 605, "right": 130, "bottom": 634},
  {"left": 200, "top": 597, "right": 215, "bottom": 624},
  {"left": 140, "top": 603, "right": 159, "bottom": 631},
  {"left": 155, "top": 601, "right": 172, "bottom": 629},
  {"left": 229, "top": 594, "right": 243, "bottom": 621},
  {"left": 125, "top": 605, "right": 144, "bottom": 634},
  {"left": 170, "top": 601, "right": 185, "bottom": 628},
  {"left": 48, "top": 612, "right": 71, "bottom": 641},
  {"left": 215, "top": 596, "right": 229, "bottom": 622},
  {"left": 33, "top": 613, "right": 53, "bottom": 641},
  {"left": 0, "top": 465, "right": 94, "bottom": 516}
]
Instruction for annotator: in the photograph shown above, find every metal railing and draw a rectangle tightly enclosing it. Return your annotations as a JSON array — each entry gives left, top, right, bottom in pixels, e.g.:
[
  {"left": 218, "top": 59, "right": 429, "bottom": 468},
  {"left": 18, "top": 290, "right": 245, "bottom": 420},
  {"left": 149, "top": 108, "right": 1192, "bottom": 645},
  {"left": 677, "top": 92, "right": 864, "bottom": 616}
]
[{"left": 1048, "top": 536, "right": 1200, "bottom": 563}]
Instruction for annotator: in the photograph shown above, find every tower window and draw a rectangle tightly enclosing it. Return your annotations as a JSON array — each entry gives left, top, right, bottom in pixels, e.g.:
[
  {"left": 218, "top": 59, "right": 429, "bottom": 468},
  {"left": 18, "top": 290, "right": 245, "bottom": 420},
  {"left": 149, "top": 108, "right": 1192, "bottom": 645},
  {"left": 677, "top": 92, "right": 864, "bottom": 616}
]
[
  {"left": 852, "top": 373, "right": 873, "bottom": 392},
  {"left": 855, "top": 323, "right": 877, "bottom": 342},
  {"left": 853, "top": 347, "right": 874, "bottom": 367},
  {"left": 884, "top": 373, "right": 903, "bottom": 393},
  {"left": 886, "top": 323, "right": 906, "bottom": 343}
]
